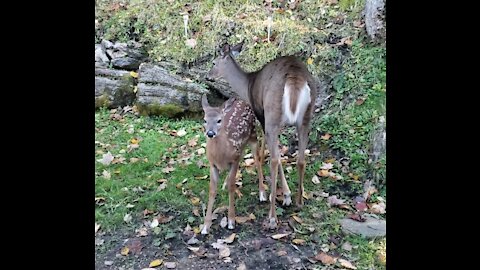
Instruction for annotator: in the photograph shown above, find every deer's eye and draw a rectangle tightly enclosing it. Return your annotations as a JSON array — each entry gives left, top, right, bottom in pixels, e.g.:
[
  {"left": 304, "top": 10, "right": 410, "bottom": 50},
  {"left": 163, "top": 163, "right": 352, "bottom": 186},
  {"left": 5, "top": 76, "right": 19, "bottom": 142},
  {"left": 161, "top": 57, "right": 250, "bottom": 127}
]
[
  {"left": 203, "top": 120, "right": 207, "bottom": 124},
  {"left": 217, "top": 119, "right": 222, "bottom": 124}
]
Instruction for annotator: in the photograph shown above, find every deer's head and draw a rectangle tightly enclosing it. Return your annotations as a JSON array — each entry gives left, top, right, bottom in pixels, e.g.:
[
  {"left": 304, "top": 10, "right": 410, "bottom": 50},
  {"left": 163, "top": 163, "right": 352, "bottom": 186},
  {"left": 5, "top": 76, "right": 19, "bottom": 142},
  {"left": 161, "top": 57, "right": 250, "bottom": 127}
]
[
  {"left": 201, "top": 94, "right": 235, "bottom": 138},
  {"left": 206, "top": 42, "right": 244, "bottom": 80}
]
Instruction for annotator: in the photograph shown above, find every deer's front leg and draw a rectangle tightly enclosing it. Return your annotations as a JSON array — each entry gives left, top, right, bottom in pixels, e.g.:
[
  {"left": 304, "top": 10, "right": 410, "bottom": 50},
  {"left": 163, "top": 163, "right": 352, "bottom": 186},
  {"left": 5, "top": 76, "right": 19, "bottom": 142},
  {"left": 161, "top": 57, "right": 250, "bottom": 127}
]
[
  {"left": 227, "top": 162, "right": 239, "bottom": 230},
  {"left": 201, "top": 165, "right": 220, "bottom": 235}
]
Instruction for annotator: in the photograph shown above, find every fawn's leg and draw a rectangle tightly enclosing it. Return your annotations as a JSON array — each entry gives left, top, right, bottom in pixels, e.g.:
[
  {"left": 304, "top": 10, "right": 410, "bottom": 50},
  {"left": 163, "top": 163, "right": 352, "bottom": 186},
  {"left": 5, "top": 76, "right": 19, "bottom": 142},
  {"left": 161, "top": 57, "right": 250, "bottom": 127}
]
[
  {"left": 201, "top": 165, "right": 220, "bottom": 234},
  {"left": 226, "top": 162, "right": 239, "bottom": 229}
]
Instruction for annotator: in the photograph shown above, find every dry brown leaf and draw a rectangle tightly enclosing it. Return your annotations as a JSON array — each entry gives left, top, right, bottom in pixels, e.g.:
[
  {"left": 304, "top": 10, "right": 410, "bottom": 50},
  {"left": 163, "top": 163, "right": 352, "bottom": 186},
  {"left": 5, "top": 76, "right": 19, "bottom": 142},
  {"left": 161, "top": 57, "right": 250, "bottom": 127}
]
[
  {"left": 157, "top": 215, "right": 174, "bottom": 224},
  {"left": 320, "top": 163, "right": 334, "bottom": 170},
  {"left": 235, "top": 188, "right": 243, "bottom": 198},
  {"left": 235, "top": 216, "right": 252, "bottom": 224},
  {"left": 277, "top": 250, "right": 287, "bottom": 256},
  {"left": 162, "top": 166, "right": 175, "bottom": 174},
  {"left": 339, "top": 258, "right": 357, "bottom": 269},
  {"left": 190, "top": 197, "right": 200, "bottom": 206},
  {"left": 271, "top": 233, "right": 290, "bottom": 239},
  {"left": 185, "top": 38, "right": 197, "bottom": 48},
  {"left": 194, "top": 175, "right": 208, "bottom": 180},
  {"left": 219, "top": 246, "right": 230, "bottom": 259},
  {"left": 188, "top": 138, "right": 198, "bottom": 147},
  {"left": 120, "top": 246, "right": 129, "bottom": 256},
  {"left": 102, "top": 170, "right": 111, "bottom": 179},
  {"left": 177, "top": 129, "right": 187, "bottom": 137},
  {"left": 150, "top": 218, "right": 159, "bottom": 228},
  {"left": 187, "top": 246, "right": 199, "bottom": 252},
  {"left": 314, "top": 252, "right": 336, "bottom": 265},
  {"left": 197, "top": 148, "right": 205, "bottom": 155},
  {"left": 97, "top": 152, "right": 114, "bottom": 165},
  {"left": 249, "top": 213, "right": 256, "bottom": 220},
  {"left": 157, "top": 182, "right": 167, "bottom": 191},
  {"left": 327, "top": 195, "right": 346, "bottom": 207},
  {"left": 292, "top": 239, "right": 306, "bottom": 245},
  {"left": 192, "top": 207, "right": 200, "bottom": 217},
  {"left": 321, "top": 133, "right": 332, "bottom": 140},
  {"left": 123, "top": 213, "right": 132, "bottom": 223},
  {"left": 318, "top": 170, "right": 330, "bottom": 177},
  {"left": 149, "top": 259, "right": 163, "bottom": 267},
  {"left": 369, "top": 202, "right": 386, "bottom": 214},
  {"left": 143, "top": 209, "right": 154, "bottom": 217},
  {"left": 130, "top": 157, "right": 140, "bottom": 163},
  {"left": 223, "top": 233, "right": 236, "bottom": 244},
  {"left": 292, "top": 215, "right": 303, "bottom": 224}
]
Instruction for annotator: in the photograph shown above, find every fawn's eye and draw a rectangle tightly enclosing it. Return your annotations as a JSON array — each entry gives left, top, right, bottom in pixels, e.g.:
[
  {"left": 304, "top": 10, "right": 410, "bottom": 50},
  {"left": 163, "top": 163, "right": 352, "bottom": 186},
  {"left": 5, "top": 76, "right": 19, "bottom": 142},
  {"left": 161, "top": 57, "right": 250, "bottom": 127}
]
[
  {"left": 217, "top": 119, "right": 221, "bottom": 124},
  {"left": 203, "top": 120, "right": 207, "bottom": 124}
]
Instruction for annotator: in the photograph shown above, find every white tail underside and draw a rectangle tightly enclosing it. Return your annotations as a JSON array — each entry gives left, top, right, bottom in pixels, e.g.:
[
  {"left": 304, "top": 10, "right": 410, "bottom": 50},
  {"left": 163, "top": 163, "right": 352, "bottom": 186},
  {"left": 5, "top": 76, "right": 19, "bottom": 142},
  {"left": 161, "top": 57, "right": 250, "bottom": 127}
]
[{"left": 282, "top": 82, "right": 311, "bottom": 126}]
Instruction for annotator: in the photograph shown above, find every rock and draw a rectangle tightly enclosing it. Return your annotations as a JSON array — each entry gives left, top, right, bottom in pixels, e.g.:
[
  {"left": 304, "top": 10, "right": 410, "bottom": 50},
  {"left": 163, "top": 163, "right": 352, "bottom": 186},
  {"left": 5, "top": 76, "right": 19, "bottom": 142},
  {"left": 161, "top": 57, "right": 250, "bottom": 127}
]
[
  {"left": 95, "top": 68, "right": 136, "bottom": 108},
  {"left": 104, "top": 41, "right": 147, "bottom": 70},
  {"left": 136, "top": 63, "right": 210, "bottom": 116},
  {"left": 95, "top": 44, "right": 110, "bottom": 68},
  {"left": 340, "top": 216, "right": 386, "bottom": 238}
]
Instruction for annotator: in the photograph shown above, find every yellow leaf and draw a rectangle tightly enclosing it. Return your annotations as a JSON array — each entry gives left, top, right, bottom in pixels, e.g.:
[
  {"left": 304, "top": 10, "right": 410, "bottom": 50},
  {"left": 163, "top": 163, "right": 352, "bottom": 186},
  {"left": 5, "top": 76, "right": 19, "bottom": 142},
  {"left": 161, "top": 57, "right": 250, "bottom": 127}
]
[
  {"left": 121, "top": 246, "right": 129, "bottom": 256},
  {"left": 271, "top": 233, "right": 290, "bottom": 239},
  {"left": 131, "top": 138, "right": 139, "bottom": 144},
  {"left": 130, "top": 71, "right": 139, "bottom": 78},
  {"left": 318, "top": 170, "right": 330, "bottom": 177},
  {"left": 339, "top": 259, "right": 357, "bottom": 269},
  {"left": 249, "top": 213, "right": 256, "bottom": 220},
  {"left": 292, "top": 215, "right": 303, "bottom": 224},
  {"left": 149, "top": 259, "right": 163, "bottom": 267},
  {"left": 307, "top": 57, "right": 314, "bottom": 65},
  {"left": 133, "top": 86, "right": 138, "bottom": 93},
  {"left": 194, "top": 175, "right": 208, "bottom": 180},
  {"left": 292, "top": 239, "right": 306, "bottom": 245},
  {"left": 325, "top": 158, "right": 336, "bottom": 163},
  {"left": 193, "top": 227, "right": 201, "bottom": 234},
  {"left": 235, "top": 216, "right": 251, "bottom": 223},
  {"left": 190, "top": 197, "right": 200, "bottom": 206}
]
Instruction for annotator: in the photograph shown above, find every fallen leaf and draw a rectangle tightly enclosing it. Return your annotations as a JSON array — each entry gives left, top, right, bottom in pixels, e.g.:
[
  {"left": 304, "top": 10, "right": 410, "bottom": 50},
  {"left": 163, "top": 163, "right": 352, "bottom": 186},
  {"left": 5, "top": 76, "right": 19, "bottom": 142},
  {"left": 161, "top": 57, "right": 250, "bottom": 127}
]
[
  {"left": 95, "top": 238, "right": 104, "bottom": 246},
  {"left": 165, "top": 232, "right": 176, "bottom": 240},
  {"left": 192, "top": 207, "right": 200, "bottom": 217},
  {"left": 355, "top": 199, "right": 368, "bottom": 211},
  {"left": 102, "top": 170, "right": 111, "bottom": 179},
  {"left": 342, "top": 242, "right": 353, "bottom": 251},
  {"left": 347, "top": 213, "right": 366, "bottom": 222},
  {"left": 194, "top": 175, "right": 208, "bottom": 180},
  {"left": 203, "top": 14, "right": 212, "bottom": 22},
  {"left": 321, "top": 133, "right": 331, "bottom": 140},
  {"left": 321, "top": 162, "right": 334, "bottom": 170},
  {"left": 127, "top": 143, "right": 139, "bottom": 152},
  {"left": 95, "top": 223, "right": 100, "bottom": 233},
  {"left": 277, "top": 250, "right": 287, "bottom": 256},
  {"left": 235, "top": 216, "right": 252, "bottom": 224},
  {"left": 223, "top": 233, "right": 236, "bottom": 244},
  {"left": 339, "top": 259, "right": 357, "bottom": 269},
  {"left": 131, "top": 138, "right": 139, "bottom": 144},
  {"left": 149, "top": 259, "right": 163, "bottom": 267},
  {"left": 150, "top": 218, "right": 159, "bottom": 228},
  {"left": 307, "top": 57, "right": 314, "bottom": 65},
  {"left": 292, "top": 215, "right": 303, "bottom": 224},
  {"left": 369, "top": 202, "right": 386, "bottom": 214},
  {"left": 244, "top": 158, "right": 255, "bottom": 166},
  {"left": 188, "top": 137, "right": 198, "bottom": 147},
  {"left": 220, "top": 217, "right": 228, "bottom": 228},
  {"left": 235, "top": 188, "right": 243, "bottom": 198},
  {"left": 187, "top": 236, "right": 199, "bottom": 245},
  {"left": 130, "top": 157, "right": 140, "bottom": 163},
  {"left": 356, "top": 98, "right": 365, "bottom": 105},
  {"left": 187, "top": 246, "right": 199, "bottom": 252},
  {"left": 126, "top": 203, "right": 135, "bottom": 208},
  {"left": 162, "top": 166, "right": 175, "bottom": 174},
  {"left": 219, "top": 247, "right": 230, "bottom": 258},
  {"left": 143, "top": 209, "right": 154, "bottom": 217},
  {"left": 120, "top": 247, "right": 129, "bottom": 256},
  {"left": 190, "top": 197, "right": 200, "bottom": 206},
  {"left": 157, "top": 182, "right": 167, "bottom": 191},
  {"left": 292, "top": 239, "right": 306, "bottom": 245},
  {"left": 97, "top": 152, "right": 114, "bottom": 165},
  {"left": 157, "top": 215, "right": 174, "bottom": 224},
  {"left": 136, "top": 227, "right": 148, "bottom": 237},
  {"left": 236, "top": 13, "right": 248, "bottom": 19},
  {"left": 363, "top": 180, "right": 377, "bottom": 201},
  {"left": 105, "top": 261, "right": 114, "bottom": 266},
  {"left": 311, "top": 175, "right": 320, "bottom": 184},
  {"left": 314, "top": 252, "right": 336, "bottom": 265},
  {"left": 95, "top": 197, "right": 106, "bottom": 205},
  {"left": 185, "top": 38, "right": 197, "bottom": 48},
  {"left": 271, "top": 233, "right": 290, "bottom": 239},
  {"left": 123, "top": 213, "right": 132, "bottom": 223},
  {"left": 130, "top": 71, "right": 139, "bottom": 78},
  {"left": 197, "top": 148, "right": 205, "bottom": 155},
  {"left": 193, "top": 227, "right": 201, "bottom": 234},
  {"left": 249, "top": 213, "right": 256, "bottom": 220},
  {"left": 318, "top": 169, "right": 330, "bottom": 177}
]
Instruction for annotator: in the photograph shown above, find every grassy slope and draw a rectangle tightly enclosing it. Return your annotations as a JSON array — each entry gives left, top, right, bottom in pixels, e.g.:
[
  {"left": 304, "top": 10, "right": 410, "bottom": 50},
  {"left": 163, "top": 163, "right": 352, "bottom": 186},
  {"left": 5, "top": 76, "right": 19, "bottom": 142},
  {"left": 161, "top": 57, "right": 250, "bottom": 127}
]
[{"left": 95, "top": 0, "right": 386, "bottom": 268}]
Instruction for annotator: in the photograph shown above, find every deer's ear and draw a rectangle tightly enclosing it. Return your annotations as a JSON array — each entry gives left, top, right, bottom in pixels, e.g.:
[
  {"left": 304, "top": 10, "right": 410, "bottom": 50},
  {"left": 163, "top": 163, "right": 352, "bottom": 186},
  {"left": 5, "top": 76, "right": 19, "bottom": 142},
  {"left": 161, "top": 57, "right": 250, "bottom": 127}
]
[
  {"left": 221, "top": 44, "right": 230, "bottom": 57},
  {"left": 222, "top": 97, "right": 235, "bottom": 113},
  {"left": 201, "top": 94, "right": 210, "bottom": 110},
  {"left": 230, "top": 41, "right": 244, "bottom": 58}
]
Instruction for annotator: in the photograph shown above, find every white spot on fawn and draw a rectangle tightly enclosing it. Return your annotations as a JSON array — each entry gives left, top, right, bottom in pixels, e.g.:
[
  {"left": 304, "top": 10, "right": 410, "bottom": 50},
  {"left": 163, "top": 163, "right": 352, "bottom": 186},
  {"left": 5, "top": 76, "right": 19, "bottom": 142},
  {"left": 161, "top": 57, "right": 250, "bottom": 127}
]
[{"left": 282, "top": 82, "right": 311, "bottom": 125}]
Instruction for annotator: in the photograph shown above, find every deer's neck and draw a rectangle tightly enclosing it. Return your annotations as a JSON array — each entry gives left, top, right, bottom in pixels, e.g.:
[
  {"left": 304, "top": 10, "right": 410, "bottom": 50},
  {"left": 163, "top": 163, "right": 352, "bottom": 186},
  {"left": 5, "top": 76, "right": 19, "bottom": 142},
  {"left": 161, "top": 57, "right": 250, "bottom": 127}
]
[{"left": 223, "top": 59, "right": 251, "bottom": 102}]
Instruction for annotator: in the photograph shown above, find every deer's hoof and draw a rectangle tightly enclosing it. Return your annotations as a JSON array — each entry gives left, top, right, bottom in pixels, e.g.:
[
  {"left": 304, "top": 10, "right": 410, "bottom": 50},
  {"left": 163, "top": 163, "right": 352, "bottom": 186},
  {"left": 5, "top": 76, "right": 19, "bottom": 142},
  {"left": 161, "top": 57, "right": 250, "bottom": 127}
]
[
  {"left": 268, "top": 217, "right": 277, "bottom": 230},
  {"left": 228, "top": 219, "right": 235, "bottom": 230},
  {"left": 296, "top": 196, "right": 304, "bottom": 208},
  {"left": 200, "top": 224, "right": 210, "bottom": 235},
  {"left": 259, "top": 191, "right": 267, "bottom": 202},
  {"left": 283, "top": 192, "right": 292, "bottom": 206}
]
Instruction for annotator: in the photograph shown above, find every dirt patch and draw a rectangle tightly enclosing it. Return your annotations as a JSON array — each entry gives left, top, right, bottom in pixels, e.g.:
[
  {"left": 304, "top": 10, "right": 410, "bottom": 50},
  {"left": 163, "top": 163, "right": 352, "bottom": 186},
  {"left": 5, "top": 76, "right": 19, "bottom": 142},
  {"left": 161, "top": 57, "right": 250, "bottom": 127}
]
[{"left": 96, "top": 219, "right": 321, "bottom": 270}]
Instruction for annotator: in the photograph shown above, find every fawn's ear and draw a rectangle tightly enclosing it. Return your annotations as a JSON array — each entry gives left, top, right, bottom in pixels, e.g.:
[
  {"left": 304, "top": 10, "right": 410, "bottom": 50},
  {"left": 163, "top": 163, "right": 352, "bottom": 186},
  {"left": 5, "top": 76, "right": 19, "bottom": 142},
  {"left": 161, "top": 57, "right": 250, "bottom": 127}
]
[
  {"left": 201, "top": 94, "right": 210, "bottom": 110},
  {"left": 220, "top": 44, "right": 230, "bottom": 57},
  {"left": 222, "top": 97, "right": 235, "bottom": 113}
]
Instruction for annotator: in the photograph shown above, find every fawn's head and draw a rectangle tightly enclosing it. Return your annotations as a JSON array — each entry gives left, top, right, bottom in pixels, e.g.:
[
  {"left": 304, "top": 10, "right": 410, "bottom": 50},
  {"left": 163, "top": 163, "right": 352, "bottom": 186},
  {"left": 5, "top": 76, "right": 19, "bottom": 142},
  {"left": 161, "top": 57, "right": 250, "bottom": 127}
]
[
  {"left": 206, "top": 42, "right": 244, "bottom": 80},
  {"left": 201, "top": 95, "right": 235, "bottom": 138}
]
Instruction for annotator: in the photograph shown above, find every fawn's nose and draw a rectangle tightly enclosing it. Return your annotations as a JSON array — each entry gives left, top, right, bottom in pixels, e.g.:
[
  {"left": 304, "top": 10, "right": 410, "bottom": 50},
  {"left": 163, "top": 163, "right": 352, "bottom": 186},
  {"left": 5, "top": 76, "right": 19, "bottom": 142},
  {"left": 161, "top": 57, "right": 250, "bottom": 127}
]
[{"left": 206, "top": 130, "right": 215, "bottom": 138}]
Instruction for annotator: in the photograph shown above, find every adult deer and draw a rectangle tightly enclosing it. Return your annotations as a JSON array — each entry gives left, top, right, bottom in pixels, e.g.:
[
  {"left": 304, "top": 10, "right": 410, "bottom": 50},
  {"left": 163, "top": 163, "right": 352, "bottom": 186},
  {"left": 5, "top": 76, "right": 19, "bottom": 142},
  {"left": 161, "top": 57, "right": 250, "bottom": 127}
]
[
  {"left": 200, "top": 94, "right": 266, "bottom": 234},
  {"left": 207, "top": 42, "right": 318, "bottom": 229}
]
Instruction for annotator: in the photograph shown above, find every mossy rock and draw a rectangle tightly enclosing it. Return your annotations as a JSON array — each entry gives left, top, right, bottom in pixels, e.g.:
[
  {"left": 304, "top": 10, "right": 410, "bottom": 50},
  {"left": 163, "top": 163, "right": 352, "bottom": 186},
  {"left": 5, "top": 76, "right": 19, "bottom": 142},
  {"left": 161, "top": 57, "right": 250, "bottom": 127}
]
[{"left": 136, "top": 103, "right": 184, "bottom": 118}]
